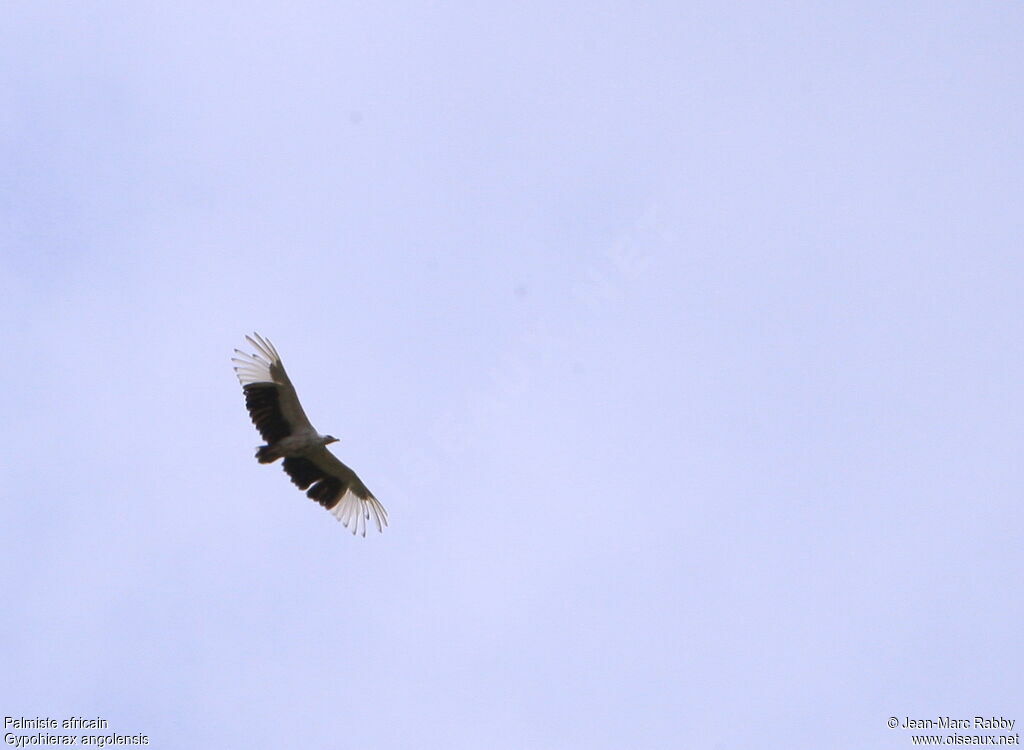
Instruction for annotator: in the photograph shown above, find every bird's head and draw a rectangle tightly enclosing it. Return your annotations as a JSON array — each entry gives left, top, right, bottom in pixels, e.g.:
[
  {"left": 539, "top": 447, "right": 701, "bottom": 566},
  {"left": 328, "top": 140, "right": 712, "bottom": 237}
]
[{"left": 322, "top": 434, "right": 339, "bottom": 445}]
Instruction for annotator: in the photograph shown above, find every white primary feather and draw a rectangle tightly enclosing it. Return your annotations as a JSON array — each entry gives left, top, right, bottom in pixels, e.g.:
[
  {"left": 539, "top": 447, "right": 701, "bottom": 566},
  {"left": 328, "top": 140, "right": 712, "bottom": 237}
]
[
  {"left": 231, "top": 333, "right": 280, "bottom": 385},
  {"left": 330, "top": 487, "right": 389, "bottom": 537}
]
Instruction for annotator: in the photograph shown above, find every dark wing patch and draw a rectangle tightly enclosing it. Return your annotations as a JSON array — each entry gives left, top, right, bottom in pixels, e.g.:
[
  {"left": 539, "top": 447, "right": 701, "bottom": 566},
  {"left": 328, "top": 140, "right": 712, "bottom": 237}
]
[
  {"left": 282, "top": 457, "right": 349, "bottom": 511},
  {"left": 243, "top": 383, "right": 291, "bottom": 443},
  {"left": 281, "top": 457, "right": 323, "bottom": 490}
]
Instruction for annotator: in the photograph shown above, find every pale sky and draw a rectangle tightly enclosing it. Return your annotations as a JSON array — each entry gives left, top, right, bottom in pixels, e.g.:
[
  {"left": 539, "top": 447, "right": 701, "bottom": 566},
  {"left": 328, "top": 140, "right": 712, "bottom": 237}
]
[{"left": 2, "top": 2, "right": 1022, "bottom": 748}]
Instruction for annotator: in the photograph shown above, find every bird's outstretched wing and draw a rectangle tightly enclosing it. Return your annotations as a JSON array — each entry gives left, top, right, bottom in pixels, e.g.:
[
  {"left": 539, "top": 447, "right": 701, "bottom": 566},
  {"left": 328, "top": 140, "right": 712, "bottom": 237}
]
[
  {"left": 232, "top": 333, "right": 315, "bottom": 440},
  {"left": 282, "top": 450, "right": 388, "bottom": 536}
]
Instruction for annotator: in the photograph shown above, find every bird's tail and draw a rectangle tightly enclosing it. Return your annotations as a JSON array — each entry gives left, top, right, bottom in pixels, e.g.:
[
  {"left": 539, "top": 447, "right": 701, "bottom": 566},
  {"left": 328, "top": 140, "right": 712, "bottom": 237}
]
[{"left": 255, "top": 445, "right": 280, "bottom": 463}]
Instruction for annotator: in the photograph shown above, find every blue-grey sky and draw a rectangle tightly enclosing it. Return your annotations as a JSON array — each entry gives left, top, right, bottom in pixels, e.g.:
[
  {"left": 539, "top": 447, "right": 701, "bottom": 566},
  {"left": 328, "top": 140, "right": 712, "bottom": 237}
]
[{"left": 2, "top": 2, "right": 1022, "bottom": 748}]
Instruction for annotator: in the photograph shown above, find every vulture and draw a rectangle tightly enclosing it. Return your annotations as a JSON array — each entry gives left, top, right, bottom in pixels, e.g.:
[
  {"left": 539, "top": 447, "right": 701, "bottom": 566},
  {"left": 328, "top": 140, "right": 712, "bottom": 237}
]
[{"left": 232, "top": 333, "right": 387, "bottom": 536}]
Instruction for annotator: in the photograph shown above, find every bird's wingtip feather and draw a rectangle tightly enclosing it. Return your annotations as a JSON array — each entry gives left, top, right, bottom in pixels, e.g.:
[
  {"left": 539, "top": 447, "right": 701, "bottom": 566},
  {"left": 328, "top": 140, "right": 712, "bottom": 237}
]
[
  {"left": 233, "top": 335, "right": 280, "bottom": 384},
  {"left": 329, "top": 489, "right": 388, "bottom": 537}
]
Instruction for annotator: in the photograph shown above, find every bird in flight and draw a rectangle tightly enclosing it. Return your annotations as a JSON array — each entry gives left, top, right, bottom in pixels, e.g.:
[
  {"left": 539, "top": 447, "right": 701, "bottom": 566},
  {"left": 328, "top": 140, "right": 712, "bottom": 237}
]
[{"left": 232, "top": 333, "right": 387, "bottom": 536}]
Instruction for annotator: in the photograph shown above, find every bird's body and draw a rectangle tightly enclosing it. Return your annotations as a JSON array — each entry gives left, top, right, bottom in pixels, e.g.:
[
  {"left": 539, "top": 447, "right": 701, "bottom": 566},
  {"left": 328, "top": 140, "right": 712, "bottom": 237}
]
[
  {"left": 232, "top": 333, "right": 387, "bottom": 536},
  {"left": 254, "top": 432, "right": 330, "bottom": 464}
]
